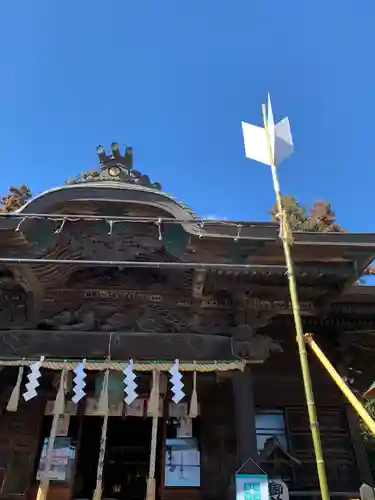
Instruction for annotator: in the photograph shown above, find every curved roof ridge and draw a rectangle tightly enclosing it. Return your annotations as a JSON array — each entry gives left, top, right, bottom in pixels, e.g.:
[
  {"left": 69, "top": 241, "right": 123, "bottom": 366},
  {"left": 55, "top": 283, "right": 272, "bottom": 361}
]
[
  {"left": 11, "top": 142, "right": 196, "bottom": 217},
  {"left": 15, "top": 181, "right": 197, "bottom": 218}
]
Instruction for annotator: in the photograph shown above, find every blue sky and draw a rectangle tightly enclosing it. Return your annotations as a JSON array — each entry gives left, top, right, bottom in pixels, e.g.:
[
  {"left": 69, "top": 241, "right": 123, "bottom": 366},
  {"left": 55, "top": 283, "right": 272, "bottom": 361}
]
[{"left": 1, "top": 0, "right": 374, "bottom": 230}]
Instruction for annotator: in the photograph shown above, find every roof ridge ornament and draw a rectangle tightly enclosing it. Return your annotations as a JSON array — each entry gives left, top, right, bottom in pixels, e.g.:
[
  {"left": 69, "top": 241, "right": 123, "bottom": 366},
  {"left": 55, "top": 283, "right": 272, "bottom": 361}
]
[{"left": 66, "top": 142, "right": 162, "bottom": 190}]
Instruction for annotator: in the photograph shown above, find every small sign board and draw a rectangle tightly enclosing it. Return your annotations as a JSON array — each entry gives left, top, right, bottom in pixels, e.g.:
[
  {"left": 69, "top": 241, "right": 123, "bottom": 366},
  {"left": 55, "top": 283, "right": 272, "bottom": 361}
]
[
  {"left": 269, "top": 479, "right": 289, "bottom": 500},
  {"left": 236, "top": 474, "right": 269, "bottom": 500}
]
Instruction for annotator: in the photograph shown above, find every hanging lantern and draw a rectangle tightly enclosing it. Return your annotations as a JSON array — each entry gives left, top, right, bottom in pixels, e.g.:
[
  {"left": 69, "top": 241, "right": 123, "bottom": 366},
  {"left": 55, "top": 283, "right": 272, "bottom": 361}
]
[{"left": 95, "top": 371, "right": 124, "bottom": 407}]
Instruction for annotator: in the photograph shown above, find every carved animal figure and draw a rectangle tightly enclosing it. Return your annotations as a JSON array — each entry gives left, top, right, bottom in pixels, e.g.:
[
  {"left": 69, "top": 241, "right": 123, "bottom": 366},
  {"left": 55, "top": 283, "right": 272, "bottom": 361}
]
[
  {"left": 230, "top": 324, "right": 282, "bottom": 360},
  {"left": 100, "top": 312, "right": 134, "bottom": 331},
  {"left": 42, "top": 306, "right": 192, "bottom": 333},
  {"left": 41, "top": 308, "right": 96, "bottom": 331}
]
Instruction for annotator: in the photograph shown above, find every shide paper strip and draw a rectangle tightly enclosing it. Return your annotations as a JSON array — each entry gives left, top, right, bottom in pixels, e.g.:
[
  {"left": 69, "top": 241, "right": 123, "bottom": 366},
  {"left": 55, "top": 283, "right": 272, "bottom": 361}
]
[{"left": 241, "top": 93, "right": 293, "bottom": 167}]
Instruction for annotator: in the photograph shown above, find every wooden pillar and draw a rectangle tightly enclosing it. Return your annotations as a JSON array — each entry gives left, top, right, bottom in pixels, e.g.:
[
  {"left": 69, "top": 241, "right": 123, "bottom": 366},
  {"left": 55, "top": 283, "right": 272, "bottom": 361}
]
[
  {"left": 345, "top": 404, "right": 373, "bottom": 485},
  {"left": 337, "top": 359, "right": 373, "bottom": 486},
  {"left": 232, "top": 366, "right": 258, "bottom": 474}
]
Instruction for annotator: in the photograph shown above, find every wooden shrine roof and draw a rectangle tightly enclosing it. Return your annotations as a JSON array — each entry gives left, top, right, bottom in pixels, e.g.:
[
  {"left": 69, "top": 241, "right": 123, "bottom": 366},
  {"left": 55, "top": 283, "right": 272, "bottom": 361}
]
[{"left": 0, "top": 142, "right": 375, "bottom": 296}]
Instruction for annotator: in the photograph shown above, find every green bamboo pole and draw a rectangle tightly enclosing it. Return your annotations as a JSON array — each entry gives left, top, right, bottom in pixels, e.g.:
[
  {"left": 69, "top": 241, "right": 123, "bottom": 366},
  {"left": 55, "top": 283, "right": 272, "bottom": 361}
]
[{"left": 261, "top": 104, "right": 330, "bottom": 500}]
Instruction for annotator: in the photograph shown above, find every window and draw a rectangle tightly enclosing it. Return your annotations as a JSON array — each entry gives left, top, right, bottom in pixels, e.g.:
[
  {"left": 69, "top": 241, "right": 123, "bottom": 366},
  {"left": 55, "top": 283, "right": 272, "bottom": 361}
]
[
  {"left": 255, "top": 409, "right": 287, "bottom": 452},
  {"left": 33, "top": 415, "right": 79, "bottom": 486},
  {"left": 165, "top": 437, "right": 200, "bottom": 487},
  {"left": 164, "top": 416, "right": 201, "bottom": 487}
]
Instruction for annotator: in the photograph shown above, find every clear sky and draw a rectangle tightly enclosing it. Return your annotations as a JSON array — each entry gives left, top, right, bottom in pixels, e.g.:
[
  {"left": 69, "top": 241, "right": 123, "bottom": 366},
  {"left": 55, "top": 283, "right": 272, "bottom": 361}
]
[{"left": 1, "top": 0, "right": 374, "bottom": 230}]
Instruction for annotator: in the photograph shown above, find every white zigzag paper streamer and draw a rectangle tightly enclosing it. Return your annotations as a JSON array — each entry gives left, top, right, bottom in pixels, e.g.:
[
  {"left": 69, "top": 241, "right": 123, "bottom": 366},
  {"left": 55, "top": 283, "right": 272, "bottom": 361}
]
[
  {"left": 124, "top": 359, "right": 137, "bottom": 405},
  {"left": 72, "top": 359, "right": 87, "bottom": 404},
  {"left": 169, "top": 359, "right": 185, "bottom": 403},
  {"left": 23, "top": 357, "right": 44, "bottom": 401}
]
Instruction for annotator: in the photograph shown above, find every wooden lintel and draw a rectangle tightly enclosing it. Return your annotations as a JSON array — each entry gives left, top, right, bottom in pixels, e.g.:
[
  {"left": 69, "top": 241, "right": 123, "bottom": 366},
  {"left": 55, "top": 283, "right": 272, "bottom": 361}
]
[{"left": 0, "top": 330, "right": 266, "bottom": 362}]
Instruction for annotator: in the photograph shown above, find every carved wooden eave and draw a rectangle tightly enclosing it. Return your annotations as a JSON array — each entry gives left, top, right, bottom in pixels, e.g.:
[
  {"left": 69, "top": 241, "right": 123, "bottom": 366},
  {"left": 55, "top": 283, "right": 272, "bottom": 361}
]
[
  {"left": 0, "top": 179, "right": 374, "bottom": 251},
  {"left": 0, "top": 185, "right": 366, "bottom": 254},
  {"left": 190, "top": 270, "right": 207, "bottom": 328},
  {"left": 0, "top": 195, "right": 374, "bottom": 325},
  {"left": 0, "top": 218, "right": 374, "bottom": 296},
  {"left": 1, "top": 182, "right": 375, "bottom": 257},
  {"left": 3, "top": 182, "right": 197, "bottom": 222},
  {"left": 340, "top": 284, "right": 375, "bottom": 301},
  {"left": 0, "top": 146, "right": 375, "bottom": 328}
]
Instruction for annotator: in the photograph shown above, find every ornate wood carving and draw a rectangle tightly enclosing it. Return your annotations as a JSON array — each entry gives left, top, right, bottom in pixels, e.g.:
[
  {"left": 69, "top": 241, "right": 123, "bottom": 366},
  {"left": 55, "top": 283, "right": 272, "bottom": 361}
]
[
  {"left": 37, "top": 299, "right": 286, "bottom": 358},
  {"left": 65, "top": 267, "right": 181, "bottom": 290},
  {"left": 65, "top": 143, "right": 163, "bottom": 190},
  {"left": 0, "top": 286, "right": 29, "bottom": 327},
  {"left": 59, "top": 223, "right": 168, "bottom": 262},
  {"left": 191, "top": 270, "right": 207, "bottom": 330},
  {"left": 230, "top": 291, "right": 282, "bottom": 357},
  {"left": 10, "top": 265, "right": 42, "bottom": 294},
  {"left": 9, "top": 265, "right": 44, "bottom": 324},
  {"left": 39, "top": 304, "right": 192, "bottom": 333},
  {"left": 192, "top": 270, "right": 206, "bottom": 299},
  {"left": 43, "top": 288, "right": 316, "bottom": 313},
  {"left": 331, "top": 302, "right": 375, "bottom": 314},
  {"left": 230, "top": 325, "right": 282, "bottom": 359}
]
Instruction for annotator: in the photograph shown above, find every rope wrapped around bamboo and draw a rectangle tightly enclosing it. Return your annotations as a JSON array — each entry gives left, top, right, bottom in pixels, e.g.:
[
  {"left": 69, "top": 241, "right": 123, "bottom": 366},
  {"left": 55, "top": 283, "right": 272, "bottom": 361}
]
[{"left": 0, "top": 359, "right": 246, "bottom": 371}]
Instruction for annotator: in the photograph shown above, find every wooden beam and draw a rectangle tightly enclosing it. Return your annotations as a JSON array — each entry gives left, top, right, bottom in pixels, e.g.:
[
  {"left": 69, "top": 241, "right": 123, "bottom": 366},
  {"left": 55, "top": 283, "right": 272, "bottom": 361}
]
[{"left": 0, "top": 330, "right": 271, "bottom": 362}]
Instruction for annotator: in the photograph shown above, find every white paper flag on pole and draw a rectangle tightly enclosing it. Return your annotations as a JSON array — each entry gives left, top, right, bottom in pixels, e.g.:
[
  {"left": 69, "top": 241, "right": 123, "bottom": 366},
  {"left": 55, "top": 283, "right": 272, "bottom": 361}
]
[
  {"left": 241, "top": 122, "right": 269, "bottom": 166},
  {"left": 267, "top": 92, "right": 275, "bottom": 161},
  {"left": 241, "top": 93, "right": 293, "bottom": 167},
  {"left": 274, "top": 116, "right": 293, "bottom": 165}
]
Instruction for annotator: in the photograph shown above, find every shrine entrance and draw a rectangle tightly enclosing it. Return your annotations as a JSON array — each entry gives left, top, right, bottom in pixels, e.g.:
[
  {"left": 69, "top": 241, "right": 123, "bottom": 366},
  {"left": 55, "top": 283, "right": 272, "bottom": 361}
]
[{"left": 73, "top": 416, "right": 163, "bottom": 500}]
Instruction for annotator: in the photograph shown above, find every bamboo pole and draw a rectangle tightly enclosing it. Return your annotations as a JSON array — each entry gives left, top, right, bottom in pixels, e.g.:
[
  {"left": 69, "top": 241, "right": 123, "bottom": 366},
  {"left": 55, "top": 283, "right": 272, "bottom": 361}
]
[
  {"left": 36, "top": 369, "right": 66, "bottom": 500},
  {"left": 304, "top": 333, "right": 375, "bottom": 436},
  {"left": 146, "top": 369, "right": 161, "bottom": 500},
  {"left": 92, "top": 369, "right": 110, "bottom": 500},
  {"left": 261, "top": 104, "right": 330, "bottom": 500}
]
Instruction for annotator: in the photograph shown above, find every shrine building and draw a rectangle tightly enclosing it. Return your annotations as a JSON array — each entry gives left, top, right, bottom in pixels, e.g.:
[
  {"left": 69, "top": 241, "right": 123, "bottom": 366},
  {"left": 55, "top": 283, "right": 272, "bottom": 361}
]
[{"left": 0, "top": 143, "right": 374, "bottom": 500}]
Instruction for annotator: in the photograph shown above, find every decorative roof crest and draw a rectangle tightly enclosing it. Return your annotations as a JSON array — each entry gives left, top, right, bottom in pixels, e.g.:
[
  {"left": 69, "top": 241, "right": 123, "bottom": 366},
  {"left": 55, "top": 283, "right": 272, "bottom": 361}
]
[{"left": 66, "top": 142, "right": 162, "bottom": 190}]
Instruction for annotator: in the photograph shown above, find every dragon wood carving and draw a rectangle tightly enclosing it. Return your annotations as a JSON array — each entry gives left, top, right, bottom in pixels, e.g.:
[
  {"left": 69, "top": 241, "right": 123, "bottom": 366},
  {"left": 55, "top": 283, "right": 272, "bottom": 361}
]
[
  {"left": 38, "top": 307, "right": 282, "bottom": 361},
  {"left": 230, "top": 324, "right": 282, "bottom": 360},
  {"left": 40, "top": 305, "right": 191, "bottom": 333},
  {"left": 60, "top": 224, "right": 167, "bottom": 263}
]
